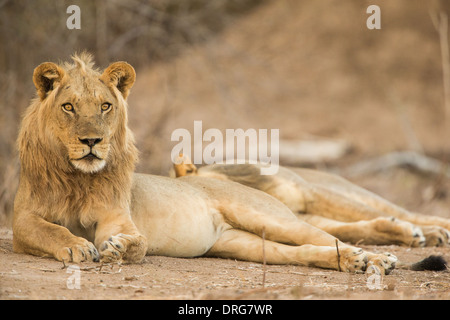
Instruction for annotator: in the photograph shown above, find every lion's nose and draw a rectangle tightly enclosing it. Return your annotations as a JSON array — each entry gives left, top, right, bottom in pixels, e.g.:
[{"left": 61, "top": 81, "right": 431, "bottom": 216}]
[{"left": 79, "top": 137, "right": 103, "bottom": 147}]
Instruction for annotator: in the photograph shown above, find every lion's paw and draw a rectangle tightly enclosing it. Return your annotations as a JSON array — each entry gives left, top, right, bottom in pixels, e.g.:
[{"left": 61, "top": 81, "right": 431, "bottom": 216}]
[
  {"left": 365, "top": 252, "right": 397, "bottom": 275},
  {"left": 339, "top": 247, "right": 397, "bottom": 275},
  {"left": 372, "top": 217, "right": 425, "bottom": 247},
  {"left": 338, "top": 247, "right": 368, "bottom": 273},
  {"left": 421, "top": 226, "right": 450, "bottom": 247},
  {"left": 100, "top": 233, "right": 147, "bottom": 263},
  {"left": 55, "top": 238, "right": 99, "bottom": 263}
]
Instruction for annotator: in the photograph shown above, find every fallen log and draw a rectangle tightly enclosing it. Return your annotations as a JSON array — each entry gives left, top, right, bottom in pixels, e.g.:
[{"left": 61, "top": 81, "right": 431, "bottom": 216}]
[{"left": 342, "top": 151, "right": 450, "bottom": 178}]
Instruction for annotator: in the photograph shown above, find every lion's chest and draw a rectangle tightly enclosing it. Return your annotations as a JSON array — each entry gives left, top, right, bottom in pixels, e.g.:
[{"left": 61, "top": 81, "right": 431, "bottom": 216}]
[{"left": 54, "top": 215, "right": 97, "bottom": 243}]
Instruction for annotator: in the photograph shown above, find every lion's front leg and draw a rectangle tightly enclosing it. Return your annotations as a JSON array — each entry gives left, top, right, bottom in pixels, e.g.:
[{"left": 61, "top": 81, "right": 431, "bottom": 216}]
[
  {"left": 13, "top": 212, "right": 99, "bottom": 263},
  {"left": 94, "top": 210, "right": 147, "bottom": 263}
]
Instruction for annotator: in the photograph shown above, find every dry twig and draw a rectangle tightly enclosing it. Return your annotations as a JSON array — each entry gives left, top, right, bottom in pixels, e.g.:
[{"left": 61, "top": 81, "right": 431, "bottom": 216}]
[
  {"left": 262, "top": 227, "right": 266, "bottom": 288},
  {"left": 431, "top": 9, "right": 450, "bottom": 130},
  {"left": 335, "top": 239, "right": 341, "bottom": 272}
]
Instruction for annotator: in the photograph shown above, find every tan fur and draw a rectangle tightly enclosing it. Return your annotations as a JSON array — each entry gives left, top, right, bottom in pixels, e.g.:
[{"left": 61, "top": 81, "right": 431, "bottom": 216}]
[
  {"left": 14, "top": 55, "right": 399, "bottom": 275},
  {"left": 171, "top": 154, "right": 198, "bottom": 178},
  {"left": 13, "top": 53, "right": 145, "bottom": 263},
  {"left": 174, "top": 157, "right": 450, "bottom": 248}
]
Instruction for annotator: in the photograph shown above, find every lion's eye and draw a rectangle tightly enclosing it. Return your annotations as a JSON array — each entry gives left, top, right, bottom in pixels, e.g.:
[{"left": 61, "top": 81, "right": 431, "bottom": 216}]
[
  {"left": 101, "top": 103, "right": 112, "bottom": 113},
  {"left": 62, "top": 103, "right": 74, "bottom": 113}
]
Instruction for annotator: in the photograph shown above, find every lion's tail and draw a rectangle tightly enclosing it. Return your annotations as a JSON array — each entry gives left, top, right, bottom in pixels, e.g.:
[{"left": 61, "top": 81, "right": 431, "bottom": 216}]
[{"left": 396, "top": 255, "right": 447, "bottom": 271}]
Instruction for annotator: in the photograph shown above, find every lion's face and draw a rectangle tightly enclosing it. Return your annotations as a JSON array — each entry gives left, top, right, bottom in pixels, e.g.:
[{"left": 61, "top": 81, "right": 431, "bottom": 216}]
[
  {"left": 32, "top": 54, "right": 136, "bottom": 174},
  {"left": 52, "top": 71, "right": 118, "bottom": 173}
]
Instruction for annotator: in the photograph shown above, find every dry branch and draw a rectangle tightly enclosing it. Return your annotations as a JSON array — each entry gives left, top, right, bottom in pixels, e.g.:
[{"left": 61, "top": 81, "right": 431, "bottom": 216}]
[
  {"left": 342, "top": 151, "right": 450, "bottom": 178},
  {"left": 279, "top": 138, "right": 352, "bottom": 164}
]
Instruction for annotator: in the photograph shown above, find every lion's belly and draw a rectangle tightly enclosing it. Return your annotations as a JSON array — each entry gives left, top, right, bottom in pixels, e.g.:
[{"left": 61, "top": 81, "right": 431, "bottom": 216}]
[
  {"left": 130, "top": 173, "right": 227, "bottom": 257},
  {"left": 138, "top": 208, "right": 223, "bottom": 257}
]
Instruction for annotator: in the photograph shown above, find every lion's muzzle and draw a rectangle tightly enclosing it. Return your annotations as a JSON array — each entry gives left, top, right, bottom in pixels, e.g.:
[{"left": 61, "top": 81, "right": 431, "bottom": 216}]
[{"left": 69, "top": 137, "right": 109, "bottom": 173}]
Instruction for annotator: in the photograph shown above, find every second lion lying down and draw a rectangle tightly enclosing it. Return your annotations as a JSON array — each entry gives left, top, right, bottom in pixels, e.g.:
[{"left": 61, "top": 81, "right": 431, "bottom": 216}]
[{"left": 172, "top": 156, "right": 450, "bottom": 248}]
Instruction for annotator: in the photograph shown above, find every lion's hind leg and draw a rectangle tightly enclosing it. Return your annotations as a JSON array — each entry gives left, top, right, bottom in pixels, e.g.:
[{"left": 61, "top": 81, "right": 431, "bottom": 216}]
[
  {"left": 207, "top": 229, "right": 396, "bottom": 274},
  {"left": 218, "top": 203, "right": 397, "bottom": 274},
  {"left": 297, "top": 169, "right": 450, "bottom": 246},
  {"left": 218, "top": 201, "right": 342, "bottom": 247},
  {"left": 297, "top": 214, "right": 425, "bottom": 247},
  {"left": 306, "top": 186, "right": 450, "bottom": 247}
]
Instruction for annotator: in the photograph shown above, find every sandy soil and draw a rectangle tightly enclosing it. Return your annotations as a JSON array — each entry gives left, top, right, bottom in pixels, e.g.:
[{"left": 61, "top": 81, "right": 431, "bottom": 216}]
[{"left": 1, "top": 226, "right": 449, "bottom": 300}]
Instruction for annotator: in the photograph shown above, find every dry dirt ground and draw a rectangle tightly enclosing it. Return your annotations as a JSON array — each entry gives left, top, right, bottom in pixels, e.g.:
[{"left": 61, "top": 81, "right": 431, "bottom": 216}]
[
  {"left": 1, "top": 223, "right": 450, "bottom": 300},
  {"left": 2, "top": 165, "right": 450, "bottom": 300}
]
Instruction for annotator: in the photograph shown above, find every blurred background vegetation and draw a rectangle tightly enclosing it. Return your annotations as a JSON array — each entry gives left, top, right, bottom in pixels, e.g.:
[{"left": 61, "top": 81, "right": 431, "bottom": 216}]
[
  {"left": 1, "top": 0, "right": 450, "bottom": 225},
  {"left": 0, "top": 0, "right": 266, "bottom": 223}
]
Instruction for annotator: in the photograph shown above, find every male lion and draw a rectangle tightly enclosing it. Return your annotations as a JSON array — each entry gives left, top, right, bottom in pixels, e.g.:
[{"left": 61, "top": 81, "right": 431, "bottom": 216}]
[
  {"left": 15, "top": 53, "right": 436, "bottom": 274},
  {"left": 14, "top": 53, "right": 146, "bottom": 263},
  {"left": 172, "top": 155, "right": 450, "bottom": 248}
]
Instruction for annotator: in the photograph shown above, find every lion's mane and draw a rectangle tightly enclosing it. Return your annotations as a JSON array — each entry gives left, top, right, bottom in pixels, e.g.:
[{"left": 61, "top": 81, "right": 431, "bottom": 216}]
[{"left": 16, "top": 53, "right": 138, "bottom": 227}]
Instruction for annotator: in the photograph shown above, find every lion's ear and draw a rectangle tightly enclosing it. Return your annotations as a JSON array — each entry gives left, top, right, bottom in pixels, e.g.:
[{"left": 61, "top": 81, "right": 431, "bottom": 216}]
[
  {"left": 100, "top": 62, "right": 136, "bottom": 100},
  {"left": 33, "top": 62, "right": 66, "bottom": 101}
]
